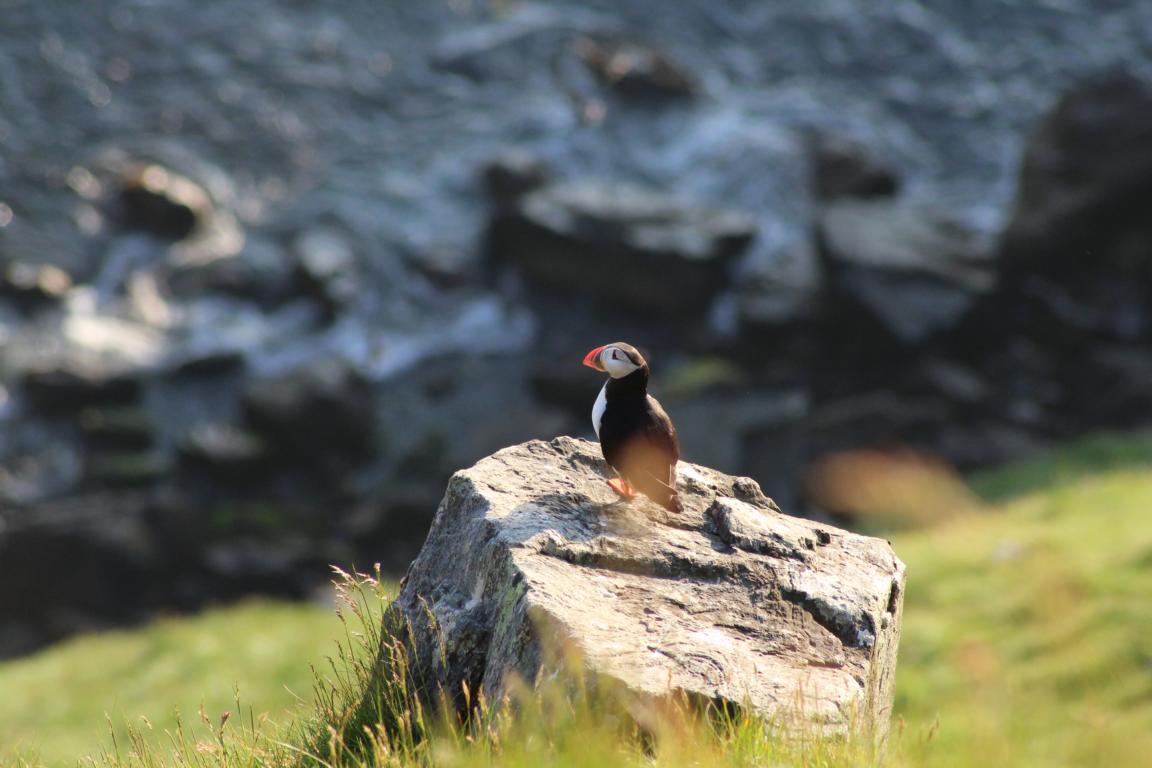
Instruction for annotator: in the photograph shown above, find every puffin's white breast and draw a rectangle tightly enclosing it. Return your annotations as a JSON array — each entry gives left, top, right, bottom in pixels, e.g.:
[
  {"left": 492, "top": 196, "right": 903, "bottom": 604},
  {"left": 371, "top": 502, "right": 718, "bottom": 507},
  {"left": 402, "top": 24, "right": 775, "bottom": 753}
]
[{"left": 591, "top": 381, "right": 607, "bottom": 438}]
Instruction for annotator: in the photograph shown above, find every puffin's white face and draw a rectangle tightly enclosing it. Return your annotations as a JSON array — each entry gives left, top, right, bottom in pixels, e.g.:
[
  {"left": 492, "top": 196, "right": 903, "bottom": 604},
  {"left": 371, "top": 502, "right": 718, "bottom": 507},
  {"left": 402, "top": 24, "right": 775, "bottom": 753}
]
[{"left": 583, "top": 343, "right": 644, "bottom": 379}]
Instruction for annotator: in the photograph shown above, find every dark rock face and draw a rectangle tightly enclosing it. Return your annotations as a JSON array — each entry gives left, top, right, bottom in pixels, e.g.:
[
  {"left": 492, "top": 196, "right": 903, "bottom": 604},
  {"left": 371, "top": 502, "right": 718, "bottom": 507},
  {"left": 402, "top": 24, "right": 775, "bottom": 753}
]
[
  {"left": 1000, "top": 72, "right": 1152, "bottom": 341},
  {"left": 737, "top": 246, "right": 824, "bottom": 365},
  {"left": 0, "top": 491, "right": 329, "bottom": 660},
  {"left": 0, "top": 421, "right": 84, "bottom": 504},
  {"left": 818, "top": 199, "right": 995, "bottom": 347},
  {"left": 488, "top": 181, "right": 757, "bottom": 318},
  {"left": 177, "top": 422, "right": 272, "bottom": 485},
  {"left": 0, "top": 263, "right": 73, "bottom": 314},
  {"left": 293, "top": 228, "right": 360, "bottom": 316},
  {"left": 241, "top": 358, "right": 378, "bottom": 466},
  {"left": 482, "top": 152, "right": 553, "bottom": 208},
  {"left": 393, "top": 437, "right": 905, "bottom": 736},
  {"left": 20, "top": 365, "right": 144, "bottom": 415},
  {"left": 115, "top": 165, "right": 207, "bottom": 241},
  {"left": 165, "top": 238, "right": 301, "bottom": 307},
  {"left": 575, "top": 38, "right": 698, "bottom": 100},
  {"left": 808, "top": 133, "right": 901, "bottom": 202}
]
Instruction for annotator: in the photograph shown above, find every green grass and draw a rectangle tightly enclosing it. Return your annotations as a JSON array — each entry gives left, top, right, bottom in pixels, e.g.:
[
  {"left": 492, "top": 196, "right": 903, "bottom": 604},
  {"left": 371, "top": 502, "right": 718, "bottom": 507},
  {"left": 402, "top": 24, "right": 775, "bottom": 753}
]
[
  {"left": 895, "top": 442, "right": 1152, "bottom": 767},
  {"left": 0, "top": 600, "right": 341, "bottom": 767},
  {"left": 3, "top": 432, "right": 1152, "bottom": 767}
]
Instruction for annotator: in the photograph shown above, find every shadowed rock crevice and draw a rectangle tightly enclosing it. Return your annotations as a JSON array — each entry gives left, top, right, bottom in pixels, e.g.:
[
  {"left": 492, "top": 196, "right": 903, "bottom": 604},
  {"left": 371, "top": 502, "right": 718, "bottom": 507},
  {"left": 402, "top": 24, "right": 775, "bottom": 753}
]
[
  {"left": 390, "top": 436, "right": 906, "bottom": 738},
  {"left": 780, "top": 587, "right": 878, "bottom": 650}
]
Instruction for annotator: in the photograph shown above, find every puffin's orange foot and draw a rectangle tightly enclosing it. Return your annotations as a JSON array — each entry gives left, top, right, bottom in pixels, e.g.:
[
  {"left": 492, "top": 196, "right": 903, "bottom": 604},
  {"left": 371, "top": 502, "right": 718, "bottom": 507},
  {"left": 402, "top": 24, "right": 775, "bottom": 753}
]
[{"left": 608, "top": 478, "right": 636, "bottom": 498}]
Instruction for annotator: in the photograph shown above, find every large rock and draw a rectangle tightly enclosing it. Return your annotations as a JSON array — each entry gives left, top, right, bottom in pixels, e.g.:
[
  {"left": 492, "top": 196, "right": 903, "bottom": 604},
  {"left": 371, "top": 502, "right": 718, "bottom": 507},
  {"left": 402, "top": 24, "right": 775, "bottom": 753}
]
[
  {"left": 807, "top": 133, "right": 900, "bottom": 202},
  {"left": 240, "top": 357, "right": 378, "bottom": 466},
  {"left": 481, "top": 151, "right": 553, "bottom": 209},
  {"left": 818, "top": 199, "right": 995, "bottom": 347},
  {"left": 20, "top": 364, "right": 144, "bottom": 416},
  {"left": 0, "top": 262, "right": 73, "bottom": 315},
  {"left": 392, "top": 437, "right": 905, "bottom": 736},
  {"left": 0, "top": 490, "right": 330, "bottom": 659},
  {"left": 488, "top": 181, "right": 757, "bottom": 318},
  {"left": 574, "top": 37, "right": 699, "bottom": 100},
  {"left": 115, "top": 164, "right": 208, "bottom": 241},
  {"left": 165, "top": 237, "right": 301, "bottom": 307},
  {"left": 1000, "top": 72, "right": 1152, "bottom": 341}
]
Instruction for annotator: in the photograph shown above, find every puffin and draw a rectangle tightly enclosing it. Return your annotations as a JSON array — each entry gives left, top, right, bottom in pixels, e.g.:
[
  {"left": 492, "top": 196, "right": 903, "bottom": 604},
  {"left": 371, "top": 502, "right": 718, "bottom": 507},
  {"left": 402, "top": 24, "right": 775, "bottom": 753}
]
[{"left": 582, "top": 341, "right": 682, "bottom": 512}]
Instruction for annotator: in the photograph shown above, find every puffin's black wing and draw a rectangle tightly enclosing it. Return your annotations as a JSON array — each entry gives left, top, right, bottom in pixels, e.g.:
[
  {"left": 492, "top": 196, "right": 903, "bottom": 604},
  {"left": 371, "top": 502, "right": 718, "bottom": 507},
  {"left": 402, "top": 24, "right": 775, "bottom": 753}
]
[
  {"left": 643, "top": 394, "right": 680, "bottom": 467},
  {"left": 606, "top": 395, "right": 681, "bottom": 511}
]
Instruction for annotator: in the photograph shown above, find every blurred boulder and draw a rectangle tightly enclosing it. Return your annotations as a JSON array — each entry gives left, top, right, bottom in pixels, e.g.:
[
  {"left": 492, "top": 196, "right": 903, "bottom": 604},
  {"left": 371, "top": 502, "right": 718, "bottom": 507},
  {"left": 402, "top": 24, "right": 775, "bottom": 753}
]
[
  {"left": 670, "top": 388, "right": 809, "bottom": 512},
  {"left": 376, "top": 353, "right": 570, "bottom": 496},
  {"left": 805, "top": 391, "right": 951, "bottom": 461},
  {"left": 0, "top": 262, "right": 72, "bottom": 314},
  {"left": 574, "top": 37, "right": 698, "bottom": 100},
  {"left": 1000, "top": 72, "right": 1152, "bottom": 341},
  {"left": 166, "top": 237, "right": 300, "bottom": 306},
  {"left": 0, "top": 490, "right": 325, "bottom": 659},
  {"left": 737, "top": 246, "right": 823, "bottom": 368},
  {"left": 177, "top": 421, "right": 273, "bottom": 485},
  {"left": 528, "top": 351, "right": 601, "bottom": 417},
  {"left": 929, "top": 421, "right": 1044, "bottom": 473},
  {"left": 0, "top": 422, "right": 84, "bottom": 504},
  {"left": 489, "top": 181, "right": 757, "bottom": 318},
  {"left": 1064, "top": 345, "right": 1152, "bottom": 429},
  {"left": 78, "top": 406, "right": 154, "bottom": 452},
  {"left": 915, "top": 357, "right": 991, "bottom": 408},
  {"left": 0, "top": 492, "right": 164, "bottom": 658},
  {"left": 203, "top": 538, "right": 324, "bottom": 595},
  {"left": 115, "top": 164, "right": 208, "bottom": 241},
  {"left": 482, "top": 151, "right": 553, "bottom": 208},
  {"left": 85, "top": 450, "right": 168, "bottom": 489},
  {"left": 339, "top": 493, "right": 439, "bottom": 574},
  {"left": 293, "top": 228, "right": 360, "bottom": 315},
  {"left": 818, "top": 199, "right": 995, "bottom": 346},
  {"left": 241, "top": 357, "right": 378, "bottom": 465},
  {"left": 799, "top": 385, "right": 1042, "bottom": 478},
  {"left": 807, "top": 132, "right": 900, "bottom": 201},
  {"left": 668, "top": 388, "right": 806, "bottom": 476},
  {"left": 405, "top": 245, "right": 478, "bottom": 289},
  {"left": 166, "top": 349, "right": 247, "bottom": 378},
  {"left": 20, "top": 365, "right": 143, "bottom": 416}
]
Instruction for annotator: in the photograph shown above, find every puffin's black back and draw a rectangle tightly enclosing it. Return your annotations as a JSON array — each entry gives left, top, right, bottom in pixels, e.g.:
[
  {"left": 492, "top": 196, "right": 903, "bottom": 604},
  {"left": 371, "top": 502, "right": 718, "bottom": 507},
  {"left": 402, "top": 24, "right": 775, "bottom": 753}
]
[{"left": 598, "top": 367, "right": 682, "bottom": 512}]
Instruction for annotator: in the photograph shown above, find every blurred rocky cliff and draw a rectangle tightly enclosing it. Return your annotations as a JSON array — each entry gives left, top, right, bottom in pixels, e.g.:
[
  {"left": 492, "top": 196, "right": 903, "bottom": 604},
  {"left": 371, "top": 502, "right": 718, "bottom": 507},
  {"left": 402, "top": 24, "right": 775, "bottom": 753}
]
[{"left": 2, "top": 0, "right": 1151, "bottom": 657}]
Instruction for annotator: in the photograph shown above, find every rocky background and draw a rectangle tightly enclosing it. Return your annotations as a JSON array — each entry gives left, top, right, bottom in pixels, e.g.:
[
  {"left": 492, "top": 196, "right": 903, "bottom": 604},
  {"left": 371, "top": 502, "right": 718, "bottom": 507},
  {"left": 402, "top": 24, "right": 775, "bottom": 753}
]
[{"left": 2, "top": 0, "right": 1151, "bottom": 658}]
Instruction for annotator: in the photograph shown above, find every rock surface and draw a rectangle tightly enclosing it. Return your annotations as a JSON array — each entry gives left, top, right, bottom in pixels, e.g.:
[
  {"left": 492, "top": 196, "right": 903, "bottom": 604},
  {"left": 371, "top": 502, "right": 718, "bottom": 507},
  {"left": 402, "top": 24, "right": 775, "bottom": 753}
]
[
  {"left": 808, "top": 133, "right": 900, "bottom": 202},
  {"left": 240, "top": 357, "right": 378, "bottom": 466},
  {"left": 393, "top": 437, "right": 905, "bottom": 736},
  {"left": 1000, "top": 72, "right": 1152, "bottom": 341},
  {"left": 575, "top": 37, "right": 699, "bottom": 100},
  {"left": 0, "top": 490, "right": 327, "bottom": 659},
  {"left": 488, "top": 181, "right": 757, "bottom": 318},
  {"left": 818, "top": 199, "right": 994, "bottom": 346}
]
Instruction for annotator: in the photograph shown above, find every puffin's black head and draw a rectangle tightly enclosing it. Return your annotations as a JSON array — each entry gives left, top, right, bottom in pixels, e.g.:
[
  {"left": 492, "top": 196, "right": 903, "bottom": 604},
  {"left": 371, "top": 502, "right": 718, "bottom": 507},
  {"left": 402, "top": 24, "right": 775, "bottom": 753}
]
[{"left": 582, "top": 341, "right": 647, "bottom": 379}]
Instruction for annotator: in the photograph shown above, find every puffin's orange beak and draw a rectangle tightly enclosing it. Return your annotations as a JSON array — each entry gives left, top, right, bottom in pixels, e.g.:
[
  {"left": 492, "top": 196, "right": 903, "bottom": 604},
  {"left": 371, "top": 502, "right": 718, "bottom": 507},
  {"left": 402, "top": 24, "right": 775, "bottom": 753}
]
[{"left": 582, "top": 345, "right": 606, "bottom": 371}]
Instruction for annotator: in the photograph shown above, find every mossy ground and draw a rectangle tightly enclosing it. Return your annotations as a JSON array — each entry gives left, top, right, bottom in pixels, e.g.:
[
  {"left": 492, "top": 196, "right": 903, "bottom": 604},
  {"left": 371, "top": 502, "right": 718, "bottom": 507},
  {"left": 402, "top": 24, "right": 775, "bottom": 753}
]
[{"left": 2, "top": 432, "right": 1151, "bottom": 767}]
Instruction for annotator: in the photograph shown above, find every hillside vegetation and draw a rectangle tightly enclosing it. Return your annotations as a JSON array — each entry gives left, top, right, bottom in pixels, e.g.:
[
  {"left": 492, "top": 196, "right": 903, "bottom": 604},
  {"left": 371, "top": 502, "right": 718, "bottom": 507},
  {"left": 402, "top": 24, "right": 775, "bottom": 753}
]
[{"left": 2, "top": 433, "right": 1151, "bottom": 767}]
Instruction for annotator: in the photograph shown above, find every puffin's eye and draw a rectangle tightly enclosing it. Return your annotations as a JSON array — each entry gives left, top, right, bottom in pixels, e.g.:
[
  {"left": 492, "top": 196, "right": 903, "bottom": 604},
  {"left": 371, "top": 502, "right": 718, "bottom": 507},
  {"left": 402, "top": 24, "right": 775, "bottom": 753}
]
[{"left": 611, "top": 349, "right": 620, "bottom": 360}]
